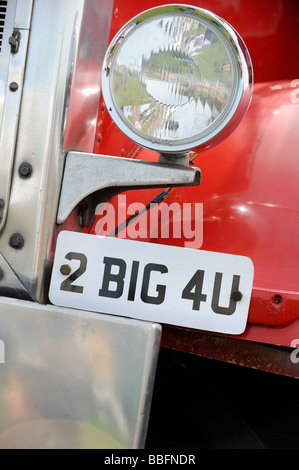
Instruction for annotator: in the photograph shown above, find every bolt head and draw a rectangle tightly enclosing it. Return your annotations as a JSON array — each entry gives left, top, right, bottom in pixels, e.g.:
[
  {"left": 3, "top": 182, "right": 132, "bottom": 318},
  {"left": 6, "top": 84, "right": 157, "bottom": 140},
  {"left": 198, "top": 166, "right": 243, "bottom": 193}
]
[
  {"left": 60, "top": 264, "right": 72, "bottom": 276},
  {"left": 19, "top": 163, "right": 32, "bottom": 178},
  {"left": 9, "top": 82, "right": 18, "bottom": 92},
  {"left": 231, "top": 290, "right": 243, "bottom": 302},
  {"left": 9, "top": 233, "right": 24, "bottom": 249}
]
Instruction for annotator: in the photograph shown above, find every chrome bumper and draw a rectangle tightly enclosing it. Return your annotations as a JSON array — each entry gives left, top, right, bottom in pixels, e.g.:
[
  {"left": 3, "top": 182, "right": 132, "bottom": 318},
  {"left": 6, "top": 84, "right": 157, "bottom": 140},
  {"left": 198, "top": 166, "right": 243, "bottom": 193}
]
[{"left": 0, "top": 297, "right": 161, "bottom": 448}]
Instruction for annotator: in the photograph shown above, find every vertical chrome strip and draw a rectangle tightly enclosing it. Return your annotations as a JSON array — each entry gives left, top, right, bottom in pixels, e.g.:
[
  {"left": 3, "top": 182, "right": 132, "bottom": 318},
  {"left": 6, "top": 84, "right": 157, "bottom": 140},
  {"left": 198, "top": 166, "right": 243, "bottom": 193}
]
[
  {"left": 0, "top": 0, "right": 114, "bottom": 302},
  {"left": 0, "top": 0, "right": 33, "bottom": 233}
]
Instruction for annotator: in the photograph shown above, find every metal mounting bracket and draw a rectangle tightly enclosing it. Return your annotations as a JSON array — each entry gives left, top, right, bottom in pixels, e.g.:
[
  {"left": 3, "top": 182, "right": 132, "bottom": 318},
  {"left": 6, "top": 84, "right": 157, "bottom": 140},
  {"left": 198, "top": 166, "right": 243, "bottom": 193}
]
[{"left": 57, "top": 151, "right": 201, "bottom": 226}]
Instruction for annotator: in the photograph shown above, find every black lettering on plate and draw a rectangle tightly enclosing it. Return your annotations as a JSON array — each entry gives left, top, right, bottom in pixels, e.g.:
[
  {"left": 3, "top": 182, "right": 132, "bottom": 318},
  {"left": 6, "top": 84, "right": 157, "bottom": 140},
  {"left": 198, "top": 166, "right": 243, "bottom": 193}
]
[
  {"left": 141, "top": 263, "right": 168, "bottom": 305},
  {"left": 211, "top": 272, "right": 241, "bottom": 315},
  {"left": 181, "top": 269, "right": 207, "bottom": 311},
  {"left": 60, "top": 252, "right": 87, "bottom": 294},
  {"left": 99, "top": 256, "right": 126, "bottom": 299},
  {"left": 127, "top": 260, "right": 140, "bottom": 301}
]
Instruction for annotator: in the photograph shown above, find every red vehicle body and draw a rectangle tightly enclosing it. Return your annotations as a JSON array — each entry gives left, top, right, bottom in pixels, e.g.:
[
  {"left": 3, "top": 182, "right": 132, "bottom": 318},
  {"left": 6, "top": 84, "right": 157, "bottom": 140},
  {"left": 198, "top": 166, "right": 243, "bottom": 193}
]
[
  {"left": 66, "top": 0, "right": 299, "bottom": 376},
  {"left": 1, "top": 0, "right": 299, "bottom": 450}
]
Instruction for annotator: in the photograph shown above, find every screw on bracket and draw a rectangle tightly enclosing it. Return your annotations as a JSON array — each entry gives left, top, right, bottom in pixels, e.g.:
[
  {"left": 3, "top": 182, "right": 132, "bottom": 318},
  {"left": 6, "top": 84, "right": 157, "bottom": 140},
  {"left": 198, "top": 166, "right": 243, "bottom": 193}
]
[{"left": 9, "top": 29, "right": 21, "bottom": 54}]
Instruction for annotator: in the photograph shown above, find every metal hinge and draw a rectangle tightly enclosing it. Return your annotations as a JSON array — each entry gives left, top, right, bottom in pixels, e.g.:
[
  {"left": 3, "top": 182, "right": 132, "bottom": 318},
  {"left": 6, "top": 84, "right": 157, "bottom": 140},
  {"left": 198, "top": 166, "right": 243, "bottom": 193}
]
[{"left": 9, "top": 29, "right": 21, "bottom": 53}]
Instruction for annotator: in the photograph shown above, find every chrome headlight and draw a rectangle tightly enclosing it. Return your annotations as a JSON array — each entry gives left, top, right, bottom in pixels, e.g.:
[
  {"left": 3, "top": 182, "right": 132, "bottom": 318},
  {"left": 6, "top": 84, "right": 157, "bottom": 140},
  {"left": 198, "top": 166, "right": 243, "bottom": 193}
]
[{"left": 102, "top": 4, "right": 253, "bottom": 155}]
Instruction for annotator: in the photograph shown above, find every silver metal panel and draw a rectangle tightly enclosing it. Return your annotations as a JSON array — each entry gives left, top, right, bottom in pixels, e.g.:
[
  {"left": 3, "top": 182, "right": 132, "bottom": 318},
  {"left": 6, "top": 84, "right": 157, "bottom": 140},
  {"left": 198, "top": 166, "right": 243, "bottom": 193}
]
[
  {"left": 0, "top": 0, "right": 20, "bottom": 230},
  {"left": 0, "top": 297, "right": 161, "bottom": 448},
  {"left": 0, "top": 23, "right": 31, "bottom": 232},
  {"left": 0, "top": 0, "right": 115, "bottom": 302},
  {"left": 13, "top": 0, "right": 33, "bottom": 29},
  {"left": 0, "top": 1, "right": 16, "bottom": 102}
]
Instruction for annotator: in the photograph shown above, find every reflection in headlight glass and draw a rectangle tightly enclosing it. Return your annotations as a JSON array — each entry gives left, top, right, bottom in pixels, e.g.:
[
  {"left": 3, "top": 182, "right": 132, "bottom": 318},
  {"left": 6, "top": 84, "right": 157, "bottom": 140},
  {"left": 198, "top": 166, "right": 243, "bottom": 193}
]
[{"left": 111, "top": 14, "right": 235, "bottom": 144}]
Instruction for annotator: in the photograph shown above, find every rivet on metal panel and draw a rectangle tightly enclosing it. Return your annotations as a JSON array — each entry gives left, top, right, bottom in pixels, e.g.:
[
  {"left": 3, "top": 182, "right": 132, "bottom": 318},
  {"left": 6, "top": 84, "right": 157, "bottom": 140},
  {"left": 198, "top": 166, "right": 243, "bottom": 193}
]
[
  {"left": 9, "top": 82, "right": 18, "bottom": 92},
  {"left": 60, "top": 264, "right": 72, "bottom": 276},
  {"left": 18, "top": 162, "right": 33, "bottom": 178},
  {"left": 9, "top": 233, "right": 24, "bottom": 249}
]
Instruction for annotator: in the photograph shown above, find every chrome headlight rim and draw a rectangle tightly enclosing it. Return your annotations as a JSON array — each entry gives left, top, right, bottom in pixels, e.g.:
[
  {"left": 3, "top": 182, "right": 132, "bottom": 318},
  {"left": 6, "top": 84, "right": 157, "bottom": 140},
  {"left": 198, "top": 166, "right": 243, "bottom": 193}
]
[{"left": 102, "top": 4, "right": 253, "bottom": 154}]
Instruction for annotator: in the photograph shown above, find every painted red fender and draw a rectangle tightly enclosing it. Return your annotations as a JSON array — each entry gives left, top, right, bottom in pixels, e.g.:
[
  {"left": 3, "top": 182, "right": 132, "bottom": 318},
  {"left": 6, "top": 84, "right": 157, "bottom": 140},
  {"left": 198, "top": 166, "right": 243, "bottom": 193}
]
[
  {"left": 91, "top": 80, "right": 299, "bottom": 348},
  {"left": 88, "top": 1, "right": 299, "bottom": 353},
  {"left": 159, "top": 80, "right": 299, "bottom": 329}
]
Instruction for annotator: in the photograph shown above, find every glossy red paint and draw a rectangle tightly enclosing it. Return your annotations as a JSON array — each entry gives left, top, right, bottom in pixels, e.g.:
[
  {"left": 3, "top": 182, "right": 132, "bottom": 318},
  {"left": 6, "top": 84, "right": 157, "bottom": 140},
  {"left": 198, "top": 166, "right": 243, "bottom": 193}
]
[
  {"left": 63, "top": 0, "right": 114, "bottom": 153},
  {"left": 107, "top": 0, "right": 299, "bottom": 84},
  {"left": 95, "top": 0, "right": 299, "bottom": 157},
  {"left": 89, "top": 1, "right": 299, "bottom": 354},
  {"left": 91, "top": 81, "right": 299, "bottom": 344},
  {"left": 176, "top": 81, "right": 299, "bottom": 328}
]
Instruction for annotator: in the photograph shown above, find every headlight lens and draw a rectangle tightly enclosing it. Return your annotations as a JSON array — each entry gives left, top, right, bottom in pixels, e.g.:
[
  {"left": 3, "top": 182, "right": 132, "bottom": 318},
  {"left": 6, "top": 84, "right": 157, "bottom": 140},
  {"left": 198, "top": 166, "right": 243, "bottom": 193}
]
[{"left": 102, "top": 5, "right": 253, "bottom": 154}]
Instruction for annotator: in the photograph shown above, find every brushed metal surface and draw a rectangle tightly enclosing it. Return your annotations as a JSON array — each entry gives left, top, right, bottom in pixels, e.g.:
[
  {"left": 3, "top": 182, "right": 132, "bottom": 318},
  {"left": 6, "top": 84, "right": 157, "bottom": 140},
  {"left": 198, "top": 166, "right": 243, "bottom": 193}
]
[{"left": 0, "top": 297, "right": 161, "bottom": 448}]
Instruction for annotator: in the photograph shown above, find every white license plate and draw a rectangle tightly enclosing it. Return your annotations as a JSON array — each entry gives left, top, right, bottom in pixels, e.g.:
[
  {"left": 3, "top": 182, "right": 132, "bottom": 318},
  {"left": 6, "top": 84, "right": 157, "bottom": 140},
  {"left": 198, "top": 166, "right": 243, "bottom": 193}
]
[{"left": 49, "top": 231, "right": 254, "bottom": 335}]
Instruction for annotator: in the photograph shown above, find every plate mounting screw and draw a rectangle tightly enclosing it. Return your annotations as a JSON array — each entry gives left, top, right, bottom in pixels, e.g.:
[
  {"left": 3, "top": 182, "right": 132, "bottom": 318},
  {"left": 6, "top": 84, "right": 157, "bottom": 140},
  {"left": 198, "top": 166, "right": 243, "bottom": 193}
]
[
  {"left": 231, "top": 290, "right": 243, "bottom": 302},
  {"left": 60, "top": 264, "right": 71, "bottom": 275}
]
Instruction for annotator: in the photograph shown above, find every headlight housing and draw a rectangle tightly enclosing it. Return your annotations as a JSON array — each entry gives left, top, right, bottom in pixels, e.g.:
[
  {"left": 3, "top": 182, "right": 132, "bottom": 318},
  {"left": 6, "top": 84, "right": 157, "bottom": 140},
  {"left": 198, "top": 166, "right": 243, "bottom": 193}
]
[{"left": 102, "top": 4, "right": 253, "bottom": 155}]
